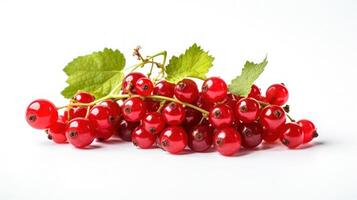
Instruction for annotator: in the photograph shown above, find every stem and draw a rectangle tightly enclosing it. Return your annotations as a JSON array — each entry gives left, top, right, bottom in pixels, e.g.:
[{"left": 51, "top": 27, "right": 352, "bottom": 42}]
[{"left": 286, "top": 114, "right": 296, "bottom": 122}]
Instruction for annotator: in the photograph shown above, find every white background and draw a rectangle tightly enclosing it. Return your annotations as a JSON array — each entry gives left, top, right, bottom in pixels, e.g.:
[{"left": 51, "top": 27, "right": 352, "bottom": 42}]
[{"left": 1, "top": 0, "right": 356, "bottom": 199}]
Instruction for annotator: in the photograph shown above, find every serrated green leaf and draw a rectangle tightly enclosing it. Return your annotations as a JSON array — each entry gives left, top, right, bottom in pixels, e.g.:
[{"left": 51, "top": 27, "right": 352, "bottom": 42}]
[
  {"left": 229, "top": 57, "right": 268, "bottom": 97},
  {"left": 165, "top": 44, "right": 214, "bottom": 83},
  {"left": 61, "top": 48, "right": 125, "bottom": 99}
]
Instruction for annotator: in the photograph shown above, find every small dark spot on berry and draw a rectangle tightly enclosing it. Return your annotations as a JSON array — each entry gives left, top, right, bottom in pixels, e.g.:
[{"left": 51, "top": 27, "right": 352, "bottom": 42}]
[
  {"left": 45, "top": 129, "right": 49, "bottom": 134},
  {"left": 124, "top": 107, "right": 131, "bottom": 114},
  {"left": 178, "top": 82, "right": 186, "bottom": 90},
  {"left": 29, "top": 115, "right": 37, "bottom": 122},
  {"left": 214, "top": 110, "right": 222, "bottom": 118},
  {"left": 202, "top": 84, "right": 208, "bottom": 92},
  {"left": 143, "top": 85, "right": 149, "bottom": 90},
  {"left": 162, "top": 139, "right": 169, "bottom": 147},
  {"left": 244, "top": 129, "right": 252, "bottom": 137},
  {"left": 194, "top": 132, "right": 203, "bottom": 141},
  {"left": 169, "top": 103, "right": 177, "bottom": 109},
  {"left": 149, "top": 127, "right": 156, "bottom": 134},
  {"left": 283, "top": 105, "right": 290, "bottom": 113},
  {"left": 216, "top": 139, "right": 223, "bottom": 146},
  {"left": 133, "top": 140, "right": 138, "bottom": 146},
  {"left": 47, "top": 134, "right": 52, "bottom": 140},
  {"left": 109, "top": 115, "right": 115, "bottom": 123},
  {"left": 274, "top": 110, "right": 282, "bottom": 118},
  {"left": 282, "top": 138, "right": 289, "bottom": 145},
  {"left": 313, "top": 131, "right": 319, "bottom": 138},
  {"left": 69, "top": 131, "right": 78, "bottom": 138},
  {"left": 240, "top": 105, "right": 248, "bottom": 112}
]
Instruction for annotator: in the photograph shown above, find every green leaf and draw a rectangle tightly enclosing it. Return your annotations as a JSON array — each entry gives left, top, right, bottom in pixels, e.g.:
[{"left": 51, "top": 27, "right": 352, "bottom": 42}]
[
  {"left": 61, "top": 48, "right": 125, "bottom": 99},
  {"left": 228, "top": 57, "right": 268, "bottom": 97},
  {"left": 165, "top": 43, "right": 214, "bottom": 83}
]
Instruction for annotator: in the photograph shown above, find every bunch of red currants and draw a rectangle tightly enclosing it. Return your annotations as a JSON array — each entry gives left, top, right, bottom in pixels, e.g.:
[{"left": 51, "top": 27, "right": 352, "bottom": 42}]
[{"left": 25, "top": 72, "right": 317, "bottom": 156}]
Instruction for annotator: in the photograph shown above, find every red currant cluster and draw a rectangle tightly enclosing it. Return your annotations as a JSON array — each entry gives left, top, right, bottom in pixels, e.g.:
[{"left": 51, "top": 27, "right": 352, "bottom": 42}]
[{"left": 25, "top": 72, "right": 317, "bottom": 156}]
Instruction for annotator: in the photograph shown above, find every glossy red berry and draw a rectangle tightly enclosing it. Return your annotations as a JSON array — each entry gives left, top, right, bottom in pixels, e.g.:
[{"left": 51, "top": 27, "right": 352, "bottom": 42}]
[
  {"left": 214, "top": 127, "right": 241, "bottom": 156},
  {"left": 279, "top": 123, "right": 304, "bottom": 149},
  {"left": 260, "top": 105, "right": 286, "bottom": 131},
  {"left": 66, "top": 118, "right": 95, "bottom": 148},
  {"left": 209, "top": 104, "right": 234, "bottom": 128},
  {"left": 89, "top": 105, "right": 117, "bottom": 140},
  {"left": 197, "top": 92, "right": 215, "bottom": 111},
  {"left": 73, "top": 91, "right": 95, "bottom": 103},
  {"left": 162, "top": 102, "right": 185, "bottom": 125},
  {"left": 237, "top": 122, "right": 262, "bottom": 149},
  {"left": 160, "top": 126, "right": 188, "bottom": 154},
  {"left": 248, "top": 84, "right": 262, "bottom": 99},
  {"left": 188, "top": 124, "right": 213, "bottom": 152},
  {"left": 132, "top": 126, "right": 156, "bottom": 149},
  {"left": 201, "top": 77, "right": 227, "bottom": 103},
  {"left": 100, "top": 100, "right": 121, "bottom": 117},
  {"left": 144, "top": 99, "right": 160, "bottom": 113},
  {"left": 48, "top": 120, "right": 67, "bottom": 144},
  {"left": 261, "top": 127, "right": 280, "bottom": 143},
  {"left": 153, "top": 80, "right": 175, "bottom": 97},
  {"left": 297, "top": 119, "right": 318, "bottom": 144},
  {"left": 118, "top": 119, "right": 139, "bottom": 141},
  {"left": 266, "top": 83, "right": 289, "bottom": 106},
  {"left": 122, "top": 72, "right": 146, "bottom": 93},
  {"left": 225, "top": 94, "right": 240, "bottom": 110},
  {"left": 26, "top": 99, "right": 58, "bottom": 129},
  {"left": 183, "top": 107, "right": 202, "bottom": 129},
  {"left": 121, "top": 97, "right": 147, "bottom": 122},
  {"left": 174, "top": 79, "right": 199, "bottom": 103},
  {"left": 135, "top": 77, "right": 154, "bottom": 96},
  {"left": 235, "top": 98, "right": 260, "bottom": 123},
  {"left": 142, "top": 112, "right": 165, "bottom": 134}
]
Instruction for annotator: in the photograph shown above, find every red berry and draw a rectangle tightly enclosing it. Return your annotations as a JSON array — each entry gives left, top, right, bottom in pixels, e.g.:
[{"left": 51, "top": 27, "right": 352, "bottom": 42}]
[
  {"left": 135, "top": 77, "right": 154, "bottom": 96},
  {"left": 26, "top": 99, "right": 58, "bottom": 129},
  {"left": 235, "top": 98, "right": 260, "bottom": 123},
  {"left": 72, "top": 107, "right": 87, "bottom": 118},
  {"left": 261, "top": 127, "right": 280, "bottom": 143},
  {"left": 266, "top": 83, "right": 289, "bottom": 106},
  {"left": 279, "top": 123, "right": 304, "bottom": 149},
  {"left": 132, "top": 126, "right": 156, "bottom": 149},
  {"left": 237, "top": 122, "right": 262, "bottom": 149},
  {"left": 297, "top": 119, "right": 318, "bottom": 144},
  {"left": 142, "top": 112, "right": 165, "bottom": 134},
  {"left": 201, "top": 77, "right": 227, "bottom": 103},
  {"left": 48, "top": 120, "right": 67, "bottom": 144},
  {"left": 66, "top": 118, "right": 95, "bottom": 148},
  {"left": 160, "top": 126, "right": 188, "bottom": 154},
  {"left": 197, "top": 92, "right": 215, "bottom": 111},
  {"left": 89, "top": 105, "right": 116, "bottom": 140},
  {"left": 121, "top": 97, "right": 147, "bottom": 122},
  {"left": 144, "top": 99, "right": 160, "bottom": 113},
  {"left": 188, "top": 124, "right": 213, "bottom": 152},
  {"left": 183, "top": 107, "right": 202, "bottom": 130},
  {"left": 153, "top": 80, "right": 175, "bottom": 97},
  {"left": 122, "top": 72, "right": 146, "bottom": 93},
  {"left": 73, "top": 91, "right": 95, "bottom": 104},
  {"left": 174, "top": 79, "right": 199, "bottom": 103},
  {"left": 118, "top": 119, "right": 139, "bottom": 141},
  {"left": 209, "top": 104, "right": 234, "bottom": 128},
  {"left": 100, "top": 100, "right": 121, "bottom": 117},
  {"left": 214, "top": 127, "right": 241, "bottom": 156},
  {"left": 260, "top": 105, "right": 286, "bottom": 131},
  {"left": 248, "top": 84, "right": 262, "bottom": 99},
  {"left": 225, "top": 94, "right": 239, "bottom": 110},
  {"left": 162, "top": 102, "right": 185, "bottom": 125}
]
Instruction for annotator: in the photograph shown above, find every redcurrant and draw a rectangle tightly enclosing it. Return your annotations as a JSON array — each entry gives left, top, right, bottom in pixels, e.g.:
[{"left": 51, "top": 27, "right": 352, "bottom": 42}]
[
  {"left": 118, "top": 119, "right": 139, "bottom": 141},
  {"left": 121, "top": 97, "right": 147, "bottom": 122},
  {"left": 214, "top": 127, "right": 241, "bottom": 156},
  {"left": 279, "top": 123, "right": 304, "bottom": 149},
  {"left": 142, "top": 112, "right": 165, "bottom": 134},
  {"left": 153, "top": 80, "right": 175, "bottom": 97},
  {"left": 237, "top": 122, "right": 262, "bottom": 149},
  {"left": 174, "top": 79, "right": 199, "bottom": 103},
  {"left": 266, "top": 83, "right": 289, "bottom": 106},
  {"left": 162, "top": 102, "right": 185, "bottom": 125},
  {"left": 260, "top": 105, "right": 286, "bottom": 131},
  {"left": 209, "top": 104, "right": 234, "bottom": 128},
  {"left": 235, "top": 98, "right": 260, "bottom": 123},
  {"left": 183, "top": 107, "right": 202, "bottom": 130},
  {"left": 160, "top": 126, "right": 188, "bottom": 154},
  {"left": 89, "top": 105, "right": 116, "bottom": 140},
  {"left": 48, "top": 120, "right": 67, "bottom": 144},
  {"left": 73, "top": 91, "right": 95, "bottom": 104},
  {"left": 122, "top": 72, "right": 146, "bottom": 93},
  {"left": 188, "top": 124, "right": 213, "bottom": 152},
  {"left": 66, "top": 118, "right": 95, "bottom": 148},
  {"left": 132, "top": 126, "right": 156, "bottom": 149},
  {"left": 201, "top": 77, "right": 227, "bottom": 103},
  {"left": 135, "top": 77, "right": 154, "bottom": 96},
  {"left": 197, "top": 92, "right": 215, "bottom": 111},
  {"left": 26, "top": 99, "right": 58, "bottom": 129},
  {"left": 297, "top": 119, "right": 318, "bottom": 144}
]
